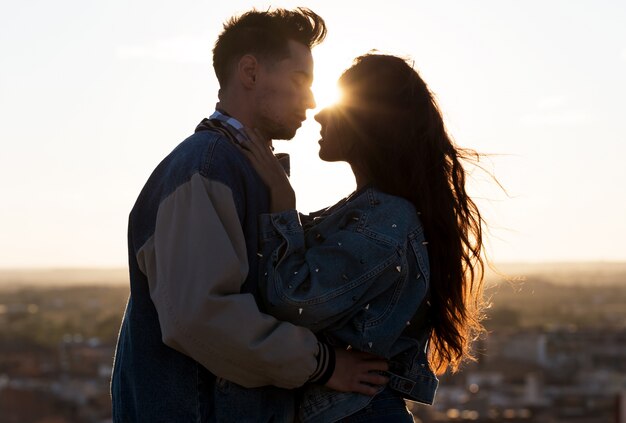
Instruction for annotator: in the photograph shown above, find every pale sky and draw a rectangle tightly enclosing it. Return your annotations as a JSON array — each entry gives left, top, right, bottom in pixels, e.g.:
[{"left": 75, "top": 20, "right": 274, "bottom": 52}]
[{"left": 1, "top": 0, "right": 625, "bottom": 268}]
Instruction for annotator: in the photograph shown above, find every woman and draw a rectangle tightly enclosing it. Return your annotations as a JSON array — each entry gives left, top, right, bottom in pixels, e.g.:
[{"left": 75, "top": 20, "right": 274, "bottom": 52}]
[{"left": 240, "top": 54, "right": 487, "bottom": 423}]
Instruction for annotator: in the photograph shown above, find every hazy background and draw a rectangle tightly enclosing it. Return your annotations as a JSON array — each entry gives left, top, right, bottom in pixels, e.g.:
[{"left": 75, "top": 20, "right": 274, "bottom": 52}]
[{"left": 1, "top": 0, "right": 625, "bottom": 268}]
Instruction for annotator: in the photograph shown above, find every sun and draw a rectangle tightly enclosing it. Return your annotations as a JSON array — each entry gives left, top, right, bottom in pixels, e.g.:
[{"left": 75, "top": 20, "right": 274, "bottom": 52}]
[
  {"left": 311, "top": 48, "right": 349, "bottom": 112},
  {"left": 312, "top": 75, "right": 342, "bottom": 111}
]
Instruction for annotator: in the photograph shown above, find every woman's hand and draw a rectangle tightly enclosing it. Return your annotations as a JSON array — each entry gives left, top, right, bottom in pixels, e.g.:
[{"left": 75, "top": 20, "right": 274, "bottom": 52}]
[
  {"left": 238, "top": 128, "right": 296, "bottom": 212},
  {"left": 326, "top": 348, "right": 389, "bottom": 396}
]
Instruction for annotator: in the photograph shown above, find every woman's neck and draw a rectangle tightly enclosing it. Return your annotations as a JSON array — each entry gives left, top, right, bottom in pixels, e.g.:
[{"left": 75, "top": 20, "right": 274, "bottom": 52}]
[{"left": 350, "top": 163, "right": 370, "bottom": 190}]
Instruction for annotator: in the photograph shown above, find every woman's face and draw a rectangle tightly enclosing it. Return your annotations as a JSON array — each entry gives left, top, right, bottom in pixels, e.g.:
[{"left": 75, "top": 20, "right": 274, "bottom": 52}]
[{"left": 314, "top": 105, "right": 353, "bottom": 163}]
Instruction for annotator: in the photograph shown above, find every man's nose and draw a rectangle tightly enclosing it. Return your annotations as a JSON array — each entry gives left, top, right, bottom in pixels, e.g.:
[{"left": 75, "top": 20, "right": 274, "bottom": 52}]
[{"left": 305, "top": 88, "right": 316, "bottom": 110}]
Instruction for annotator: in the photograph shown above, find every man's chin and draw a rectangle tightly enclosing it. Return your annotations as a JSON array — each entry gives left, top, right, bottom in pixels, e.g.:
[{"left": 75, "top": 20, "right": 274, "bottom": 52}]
[{"left": 268, "top": 127, "right": 299, "bottom": 141}]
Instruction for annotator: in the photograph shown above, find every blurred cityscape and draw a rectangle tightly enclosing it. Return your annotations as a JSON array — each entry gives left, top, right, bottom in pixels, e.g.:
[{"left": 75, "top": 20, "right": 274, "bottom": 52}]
[{"left": 0, "top": 263, "right": 625, "bottom": 423}]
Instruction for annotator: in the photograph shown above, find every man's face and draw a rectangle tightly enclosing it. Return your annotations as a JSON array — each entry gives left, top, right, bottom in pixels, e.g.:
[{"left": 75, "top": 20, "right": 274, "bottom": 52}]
[{"left": 254, "top": 40, "right": 316, "bottom": 140}]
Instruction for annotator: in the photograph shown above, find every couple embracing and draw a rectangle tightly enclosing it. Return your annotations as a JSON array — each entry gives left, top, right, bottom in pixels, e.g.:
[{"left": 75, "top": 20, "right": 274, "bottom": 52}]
[{"left": 111, "top": 7, "right": 486, "bottom": 423}]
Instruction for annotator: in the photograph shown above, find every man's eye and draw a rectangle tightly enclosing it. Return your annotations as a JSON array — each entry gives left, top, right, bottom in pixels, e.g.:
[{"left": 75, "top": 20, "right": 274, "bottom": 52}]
[{"left": 293, "top": 76, "right": 310, "bottom": 88}]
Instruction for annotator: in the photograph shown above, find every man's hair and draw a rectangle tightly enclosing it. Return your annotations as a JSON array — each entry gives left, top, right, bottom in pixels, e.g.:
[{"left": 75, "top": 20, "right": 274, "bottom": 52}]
[{"left": 213, "top": 7, "right": 326, "bottom": 87}]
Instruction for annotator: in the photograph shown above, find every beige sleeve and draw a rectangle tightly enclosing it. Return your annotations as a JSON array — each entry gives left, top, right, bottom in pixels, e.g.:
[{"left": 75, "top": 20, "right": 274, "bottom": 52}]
[{"left": 136, "top": 172, "right": 318, "bottom": 388}]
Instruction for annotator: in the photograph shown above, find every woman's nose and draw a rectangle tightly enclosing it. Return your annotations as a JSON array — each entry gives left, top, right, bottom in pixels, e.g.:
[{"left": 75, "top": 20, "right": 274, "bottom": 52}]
[{"left": 314, "top": 108, "right": 327, "bottom": 123}]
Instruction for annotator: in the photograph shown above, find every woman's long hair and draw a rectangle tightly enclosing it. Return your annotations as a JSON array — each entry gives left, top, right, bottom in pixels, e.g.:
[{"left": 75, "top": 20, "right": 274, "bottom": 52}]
[{"left": 337, "top": 54, "right": 487, "bottom": 373}]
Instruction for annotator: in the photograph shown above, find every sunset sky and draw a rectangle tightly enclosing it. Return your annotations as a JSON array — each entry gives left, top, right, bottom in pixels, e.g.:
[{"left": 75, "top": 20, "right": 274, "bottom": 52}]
[{"left": 1, "top": 0, "right": 625, "bottom": 268}]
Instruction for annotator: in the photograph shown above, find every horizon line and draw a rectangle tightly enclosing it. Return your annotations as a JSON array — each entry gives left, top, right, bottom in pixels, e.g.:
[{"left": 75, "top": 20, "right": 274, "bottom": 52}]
[{"left": 1, "top": 259, "right": 626, "bottom": 271}]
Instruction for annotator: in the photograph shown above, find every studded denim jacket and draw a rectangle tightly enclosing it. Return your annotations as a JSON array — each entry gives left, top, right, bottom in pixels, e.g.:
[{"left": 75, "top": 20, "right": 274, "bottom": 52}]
[{"left": 258, "top": 186, "right": 438, "bottom": 423}]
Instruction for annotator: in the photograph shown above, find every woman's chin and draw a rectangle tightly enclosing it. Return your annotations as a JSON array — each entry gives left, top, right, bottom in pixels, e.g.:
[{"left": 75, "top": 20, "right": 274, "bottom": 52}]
[
  {"left": 317, "top": 139, "right": 326, "bottom": 160},
  {"left": 318, "top": 150, "right": 341, "bottom": 163}
]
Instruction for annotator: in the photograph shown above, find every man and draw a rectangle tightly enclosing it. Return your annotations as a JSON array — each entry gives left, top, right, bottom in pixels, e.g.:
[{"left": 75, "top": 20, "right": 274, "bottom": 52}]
[{"left": 111, "top": 8, "right": 388, "bottom": 422}]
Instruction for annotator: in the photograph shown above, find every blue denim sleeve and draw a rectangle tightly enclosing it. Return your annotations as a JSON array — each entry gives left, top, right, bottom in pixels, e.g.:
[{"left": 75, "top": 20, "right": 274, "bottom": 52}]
[{"left": 257, "top": 209, "right": 404, "bottom": 333}]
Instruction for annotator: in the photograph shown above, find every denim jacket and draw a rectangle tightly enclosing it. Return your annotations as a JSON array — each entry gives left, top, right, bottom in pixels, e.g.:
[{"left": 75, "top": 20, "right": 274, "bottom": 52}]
[
  {"left": 111, "top": 119, "right": 327, "bottom": 422},
  {"left": 258, "top": 187, "right": 438, "bottom": 422}
]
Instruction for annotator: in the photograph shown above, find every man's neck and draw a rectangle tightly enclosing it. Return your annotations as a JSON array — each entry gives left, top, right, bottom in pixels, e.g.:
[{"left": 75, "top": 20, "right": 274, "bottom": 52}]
[{"left": 215, "top": 99, "right": 254, "bottom": 129}]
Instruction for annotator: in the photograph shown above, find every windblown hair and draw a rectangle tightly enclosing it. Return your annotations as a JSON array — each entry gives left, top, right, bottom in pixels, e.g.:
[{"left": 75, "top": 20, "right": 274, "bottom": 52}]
[
  {"left": 213, "top": 7, "right": 327, "bottom": 87},
  {"left": 337, "top": 54, "right": 487, "bottom": 374}
]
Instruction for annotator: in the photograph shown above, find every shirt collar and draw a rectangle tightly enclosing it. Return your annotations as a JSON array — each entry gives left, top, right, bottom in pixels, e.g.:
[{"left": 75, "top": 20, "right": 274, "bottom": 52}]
[
  {"left": 207, "top": 108, "right": 288, "bottom": 175},
  {"left": 209, "top": 109, "right": 249, "bottom": 145}
]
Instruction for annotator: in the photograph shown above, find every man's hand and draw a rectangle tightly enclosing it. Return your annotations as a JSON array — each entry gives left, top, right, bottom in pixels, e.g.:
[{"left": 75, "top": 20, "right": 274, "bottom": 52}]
[{"left": 325, "top": 348, "right": 389, "bottom": 396}]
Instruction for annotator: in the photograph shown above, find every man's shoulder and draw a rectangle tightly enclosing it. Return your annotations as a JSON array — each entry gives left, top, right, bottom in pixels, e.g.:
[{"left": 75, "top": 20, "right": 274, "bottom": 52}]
[
  {"left": 167, "top": 127, "right": 244, "bottom": 173},
  {"left": 174, "top": 127, "right": 233, "bottom": 157},
  {"left": 131, "top": 126, "right": 249, "bottom": 220},
  {"left": 137, "top": 127, "right": 244, "bottom": 197}
]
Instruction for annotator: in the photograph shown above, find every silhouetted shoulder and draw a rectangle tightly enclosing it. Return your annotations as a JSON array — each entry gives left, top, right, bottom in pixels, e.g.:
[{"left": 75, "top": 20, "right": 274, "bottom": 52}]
[{"left": 365, "top": 189, "right": 422, "bottom": 237}]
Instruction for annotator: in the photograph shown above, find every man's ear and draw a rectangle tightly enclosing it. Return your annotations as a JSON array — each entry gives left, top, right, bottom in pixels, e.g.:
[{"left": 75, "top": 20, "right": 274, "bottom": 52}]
[{"left": 238, "top": 54, "right": 258, "bottom": 89}]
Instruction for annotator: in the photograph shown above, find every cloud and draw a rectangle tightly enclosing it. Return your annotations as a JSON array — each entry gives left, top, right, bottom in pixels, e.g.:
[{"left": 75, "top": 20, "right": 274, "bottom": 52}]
[
  {"left": 519, "top": 110, "right": 596, "bottom": 126},
  {"left": 116, "top": 35, "right": 212, "bottom": 64},
  {"left": 520, "top": 95, "right": 596, "bottom": 126},
  {"left": 536, "top": 95, "right": 566, "bottom": 110}
]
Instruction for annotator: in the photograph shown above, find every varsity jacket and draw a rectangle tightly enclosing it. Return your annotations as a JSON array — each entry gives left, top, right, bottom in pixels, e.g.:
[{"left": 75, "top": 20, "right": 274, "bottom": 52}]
[{"left": 110, "top": 114, "right": 330, "bottom": 422}]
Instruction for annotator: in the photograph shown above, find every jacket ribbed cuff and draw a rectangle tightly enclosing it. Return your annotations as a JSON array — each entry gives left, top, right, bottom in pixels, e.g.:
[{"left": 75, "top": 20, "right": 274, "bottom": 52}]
[{"left": 307, "top": 342, "right": 336, "bottom": 385}]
